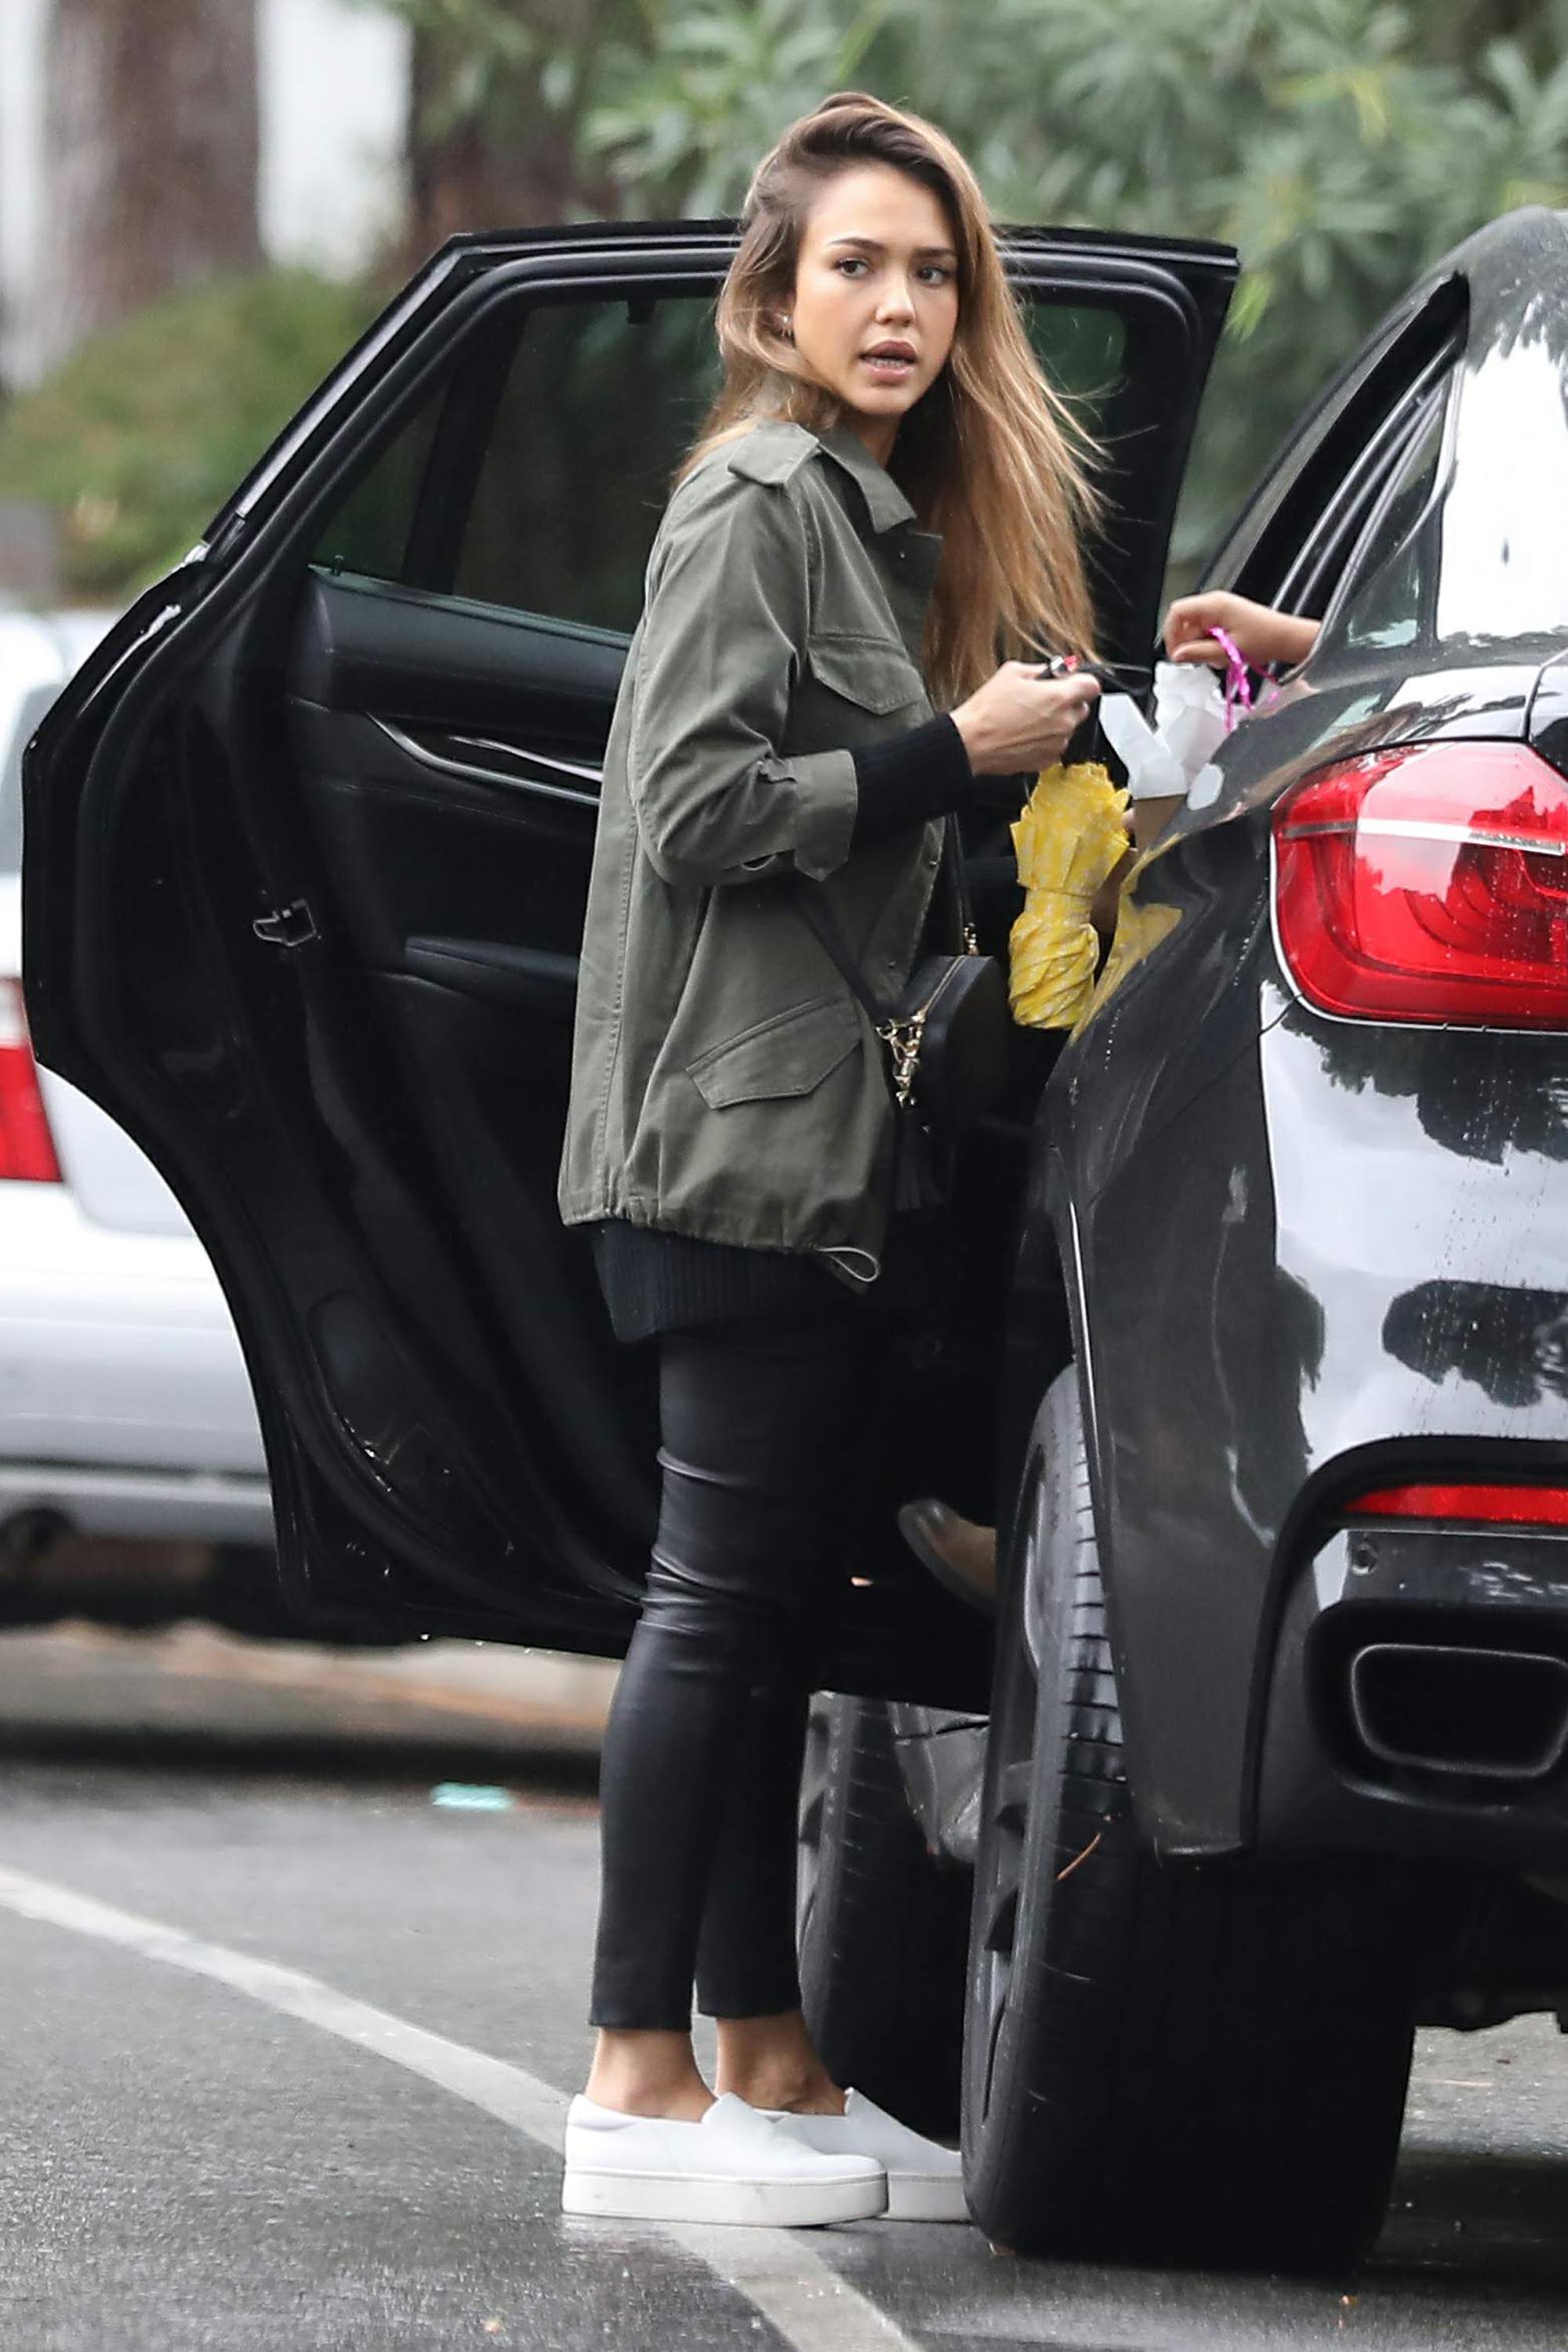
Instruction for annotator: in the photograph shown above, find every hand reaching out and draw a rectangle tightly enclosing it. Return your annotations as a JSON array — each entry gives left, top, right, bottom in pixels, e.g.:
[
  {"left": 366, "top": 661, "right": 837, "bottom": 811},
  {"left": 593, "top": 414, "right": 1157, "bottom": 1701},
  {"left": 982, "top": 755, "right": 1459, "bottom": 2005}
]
[{"left": 1162, "top": 591, "right": 1319, "bottom": 673}]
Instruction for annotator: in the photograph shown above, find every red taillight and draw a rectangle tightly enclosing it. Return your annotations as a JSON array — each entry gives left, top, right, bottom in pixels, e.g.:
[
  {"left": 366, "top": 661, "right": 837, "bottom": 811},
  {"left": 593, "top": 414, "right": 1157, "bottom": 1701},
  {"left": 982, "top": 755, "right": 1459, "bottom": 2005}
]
[
  {"left": 1274, "top": 741, "right": 1568, "bottom": 1025},
  {"left": 1351, "top": 1483, "right": 1568, "bottom": 1526},
  {"left": 0, "top": 982, "right": 60, "bottom": 1181}
]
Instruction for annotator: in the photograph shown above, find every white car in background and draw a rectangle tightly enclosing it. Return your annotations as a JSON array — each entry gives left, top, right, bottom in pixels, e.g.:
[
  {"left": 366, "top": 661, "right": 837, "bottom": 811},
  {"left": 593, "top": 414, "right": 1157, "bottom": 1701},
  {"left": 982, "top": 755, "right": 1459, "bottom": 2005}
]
[{"left": 0, "top": 610, "right": 271, "bottom": 1593}]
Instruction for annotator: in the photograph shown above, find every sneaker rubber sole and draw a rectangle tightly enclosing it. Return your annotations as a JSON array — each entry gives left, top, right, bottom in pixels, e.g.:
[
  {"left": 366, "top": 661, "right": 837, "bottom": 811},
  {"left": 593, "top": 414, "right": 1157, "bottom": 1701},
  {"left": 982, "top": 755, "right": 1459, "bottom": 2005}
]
[{"left": 561, "top": 2165, "right": 887, "bottom": 2227}]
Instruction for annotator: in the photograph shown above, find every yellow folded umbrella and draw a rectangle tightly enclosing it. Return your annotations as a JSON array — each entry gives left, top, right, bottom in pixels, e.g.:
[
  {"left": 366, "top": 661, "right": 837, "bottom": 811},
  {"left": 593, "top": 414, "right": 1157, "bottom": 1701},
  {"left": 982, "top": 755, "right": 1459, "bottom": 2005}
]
[{"left": 1008, "top": 760, "right": 1131, "bottom": 1030}]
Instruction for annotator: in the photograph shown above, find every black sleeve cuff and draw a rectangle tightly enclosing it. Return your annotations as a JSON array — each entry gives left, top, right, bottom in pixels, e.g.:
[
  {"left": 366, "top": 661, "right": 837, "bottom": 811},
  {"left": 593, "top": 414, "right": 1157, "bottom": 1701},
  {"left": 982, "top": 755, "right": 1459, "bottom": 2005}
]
[{"left": 849, "top": 713, "right": 972, "bottom": 848}]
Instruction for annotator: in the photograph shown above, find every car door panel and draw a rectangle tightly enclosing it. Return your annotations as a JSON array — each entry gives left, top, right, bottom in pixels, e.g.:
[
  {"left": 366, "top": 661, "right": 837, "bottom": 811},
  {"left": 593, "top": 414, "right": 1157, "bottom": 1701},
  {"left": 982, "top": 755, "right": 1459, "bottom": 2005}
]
[
  {"left": 26, "top": 224, "right": 1236, "bottom": 1693},
  {"left": 280, "top": 574, "right": 643, "bottom": 1622},
  {"left": 288, "top": 601, "right": 605, "bottom": 973},
  {"left": 292, "top": 570, "right": 626, "bottom": 739}
]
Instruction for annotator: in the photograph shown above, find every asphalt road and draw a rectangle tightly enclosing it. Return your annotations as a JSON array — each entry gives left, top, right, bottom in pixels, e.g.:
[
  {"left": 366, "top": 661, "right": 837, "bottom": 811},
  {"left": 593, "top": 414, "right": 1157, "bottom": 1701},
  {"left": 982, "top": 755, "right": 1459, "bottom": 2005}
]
[{"left": 5, "top": 1628, "right": 1568, "bottom": 2350}]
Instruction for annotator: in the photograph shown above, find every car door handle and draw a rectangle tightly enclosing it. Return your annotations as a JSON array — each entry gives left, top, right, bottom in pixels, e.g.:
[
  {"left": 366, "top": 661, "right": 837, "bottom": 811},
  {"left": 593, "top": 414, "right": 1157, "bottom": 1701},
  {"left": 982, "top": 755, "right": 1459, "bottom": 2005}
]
[{"left": 371, "top": 717, "right": 602, "bottom": 809}]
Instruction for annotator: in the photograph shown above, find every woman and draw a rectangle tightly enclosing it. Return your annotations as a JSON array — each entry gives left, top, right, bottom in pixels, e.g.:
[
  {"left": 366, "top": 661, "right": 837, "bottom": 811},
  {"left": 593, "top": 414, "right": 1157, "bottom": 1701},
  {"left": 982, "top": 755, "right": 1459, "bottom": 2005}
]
[{"left": 556, "top": 90, "right": 1103, "bottom": 2228}]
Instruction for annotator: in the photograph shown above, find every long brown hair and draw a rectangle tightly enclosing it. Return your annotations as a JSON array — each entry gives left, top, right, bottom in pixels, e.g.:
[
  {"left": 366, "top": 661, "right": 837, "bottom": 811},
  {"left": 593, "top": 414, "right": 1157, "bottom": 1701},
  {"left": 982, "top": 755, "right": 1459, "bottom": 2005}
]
[{"left": 679, "top": 90, "right": 1103, "bottom": 707}]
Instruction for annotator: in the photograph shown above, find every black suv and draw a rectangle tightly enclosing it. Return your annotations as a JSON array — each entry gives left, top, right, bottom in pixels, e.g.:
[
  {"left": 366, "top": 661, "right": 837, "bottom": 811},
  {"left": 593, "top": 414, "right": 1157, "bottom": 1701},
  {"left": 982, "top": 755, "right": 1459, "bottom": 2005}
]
[{"left": 26, "top": 205, "right": 1568, "bottom": 2273}]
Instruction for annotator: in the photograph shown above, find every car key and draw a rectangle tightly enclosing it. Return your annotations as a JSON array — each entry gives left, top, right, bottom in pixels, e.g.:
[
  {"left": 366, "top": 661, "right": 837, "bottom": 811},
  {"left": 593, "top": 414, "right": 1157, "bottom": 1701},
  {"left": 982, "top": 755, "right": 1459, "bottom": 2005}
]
[{"left": 1036, "top": 652, "right": 1152, "bottom": 695}]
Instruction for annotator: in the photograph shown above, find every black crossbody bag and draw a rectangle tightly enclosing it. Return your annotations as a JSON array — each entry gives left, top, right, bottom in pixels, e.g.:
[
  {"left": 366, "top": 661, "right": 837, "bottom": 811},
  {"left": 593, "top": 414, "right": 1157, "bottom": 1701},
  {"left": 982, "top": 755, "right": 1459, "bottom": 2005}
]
[{"left": 797, "top": 817, "right": 1010, "bottom": 1210}]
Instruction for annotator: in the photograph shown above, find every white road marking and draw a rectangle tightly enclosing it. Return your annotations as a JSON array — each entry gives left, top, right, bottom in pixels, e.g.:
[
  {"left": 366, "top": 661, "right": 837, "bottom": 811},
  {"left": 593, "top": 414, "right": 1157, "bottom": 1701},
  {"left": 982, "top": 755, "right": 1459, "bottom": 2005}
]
[
  {"left": 0, "top": 1861, "right": 923, "bottom": 2352},
  {"left": 668, "top": 2225, "right": 923, "bottom": 2350}
]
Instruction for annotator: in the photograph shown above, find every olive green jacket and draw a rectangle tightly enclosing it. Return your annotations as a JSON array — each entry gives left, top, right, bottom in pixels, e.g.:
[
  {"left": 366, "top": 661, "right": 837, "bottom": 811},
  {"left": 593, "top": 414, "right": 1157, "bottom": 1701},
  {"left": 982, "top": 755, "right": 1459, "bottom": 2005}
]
[{"left": 557, "top": 417, "right": 948, "bottom": 1279}]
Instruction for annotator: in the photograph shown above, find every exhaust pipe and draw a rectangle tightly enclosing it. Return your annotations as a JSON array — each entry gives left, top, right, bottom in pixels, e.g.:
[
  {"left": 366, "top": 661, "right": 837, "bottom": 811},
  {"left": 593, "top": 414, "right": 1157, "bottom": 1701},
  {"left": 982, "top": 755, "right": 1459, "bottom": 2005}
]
[{"left": 1346, "top": 1640, "right": 1568, "bottom": 1783}]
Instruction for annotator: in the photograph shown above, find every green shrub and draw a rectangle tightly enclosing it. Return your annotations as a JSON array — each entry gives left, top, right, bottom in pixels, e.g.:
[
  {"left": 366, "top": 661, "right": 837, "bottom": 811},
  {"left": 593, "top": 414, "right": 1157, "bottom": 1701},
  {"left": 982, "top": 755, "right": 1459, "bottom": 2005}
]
[{"left": 0, "top": 268, "right": 384, "bottom": 600}]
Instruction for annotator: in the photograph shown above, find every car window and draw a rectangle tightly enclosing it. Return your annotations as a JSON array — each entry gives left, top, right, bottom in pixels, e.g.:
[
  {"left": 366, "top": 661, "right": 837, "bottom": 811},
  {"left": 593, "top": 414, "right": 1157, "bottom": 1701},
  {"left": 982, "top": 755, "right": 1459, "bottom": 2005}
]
[
  {"left": 1272, "top": 348, "right": 1459, "bottom": 630},
  {"left": 0, "top": 681, "right": 61, "bottom": 873},
  {"left": 449, "top": 296, "right": 1130, "bottom": 633},
  {"left": 452, "top": 297, "right": 723, "bottom": 631},
  {"left": 312, "top": 392, "right": 442, "bottom": 585},
  {"left": 1320, "top": 388, "right": 1450, "bottom": 655},
  {"left": 310, "top": 287, "right": 1136, "bottom": 641},
  {"left": 1027, "top": 303, "right": 1127, "bottom": 412}
]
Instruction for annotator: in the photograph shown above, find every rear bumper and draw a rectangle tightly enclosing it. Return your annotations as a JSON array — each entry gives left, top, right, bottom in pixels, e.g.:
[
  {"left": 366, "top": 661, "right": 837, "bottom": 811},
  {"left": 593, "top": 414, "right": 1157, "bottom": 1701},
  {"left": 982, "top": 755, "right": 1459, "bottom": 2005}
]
[
  {"left": 1070, "top": 986, "right": 1568, "bottom": 1860},
  {"left": 0, "top": 1184, "right": 268, "bottom": 1542},
  {"left": 1254, "top": 1521, "right": 1568, "bottom": 1871}
]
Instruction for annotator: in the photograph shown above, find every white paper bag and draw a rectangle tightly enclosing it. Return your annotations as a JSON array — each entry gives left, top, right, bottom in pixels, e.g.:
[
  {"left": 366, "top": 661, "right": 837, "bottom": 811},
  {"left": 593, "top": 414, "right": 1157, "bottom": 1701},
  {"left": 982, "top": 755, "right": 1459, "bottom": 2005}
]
[
  {"left": 1099, "top": 661, "right": 1229, "bottom": 805},
  {"left": 1153, "top": 662, "right": 1229, "bottom": 779}
]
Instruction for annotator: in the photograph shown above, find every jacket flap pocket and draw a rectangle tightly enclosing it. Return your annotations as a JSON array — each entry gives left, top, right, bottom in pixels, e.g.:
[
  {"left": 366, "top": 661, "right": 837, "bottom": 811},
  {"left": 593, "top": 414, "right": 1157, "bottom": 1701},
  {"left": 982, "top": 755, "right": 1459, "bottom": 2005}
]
[
  {"left": 805, "top": 633, "right": 926, "bottom": 715},
  {"left": 687, "top": 993, "right": 862, "bottom": 1110}
]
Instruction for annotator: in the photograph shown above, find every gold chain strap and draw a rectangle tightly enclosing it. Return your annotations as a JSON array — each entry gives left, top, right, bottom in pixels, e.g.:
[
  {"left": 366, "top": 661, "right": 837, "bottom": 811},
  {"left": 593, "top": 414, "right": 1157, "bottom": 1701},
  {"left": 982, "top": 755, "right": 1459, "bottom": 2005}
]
[
  {"left": 877, "top": 1008, "right": 929, "bottom": 1109},
  {"left": 874, "top": 911, "right": 979, "bottom": 1112}
]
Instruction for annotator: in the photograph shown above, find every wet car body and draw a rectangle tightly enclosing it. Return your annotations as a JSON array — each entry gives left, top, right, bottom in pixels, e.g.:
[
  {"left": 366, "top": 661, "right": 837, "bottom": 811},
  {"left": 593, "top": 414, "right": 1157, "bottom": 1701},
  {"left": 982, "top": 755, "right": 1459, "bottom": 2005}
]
[{"left": 1037, "top": 214, "right": 1568, "bottom": 1872}]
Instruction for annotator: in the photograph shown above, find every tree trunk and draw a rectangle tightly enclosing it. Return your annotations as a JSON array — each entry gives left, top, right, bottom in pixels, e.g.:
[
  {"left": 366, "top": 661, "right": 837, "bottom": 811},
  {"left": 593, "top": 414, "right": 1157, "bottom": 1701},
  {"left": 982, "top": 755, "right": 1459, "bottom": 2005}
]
[
  {"left": 405, "top": 14, "right": 623, "bottom": 267},
  {"left": 40, "top": 0, "right": 261, "bottom": 369}
]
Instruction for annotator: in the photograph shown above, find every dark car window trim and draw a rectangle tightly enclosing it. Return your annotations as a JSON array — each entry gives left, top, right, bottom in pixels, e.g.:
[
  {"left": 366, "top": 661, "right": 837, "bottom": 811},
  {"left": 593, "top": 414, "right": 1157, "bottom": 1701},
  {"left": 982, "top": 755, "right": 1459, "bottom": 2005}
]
[
  {"left": 214, "top": 222, "right": 1231, "bottom": 549},
  {"left": 402, "top": 317, "right": 520, "bottom": 593},
  {"left": 1200, "top": 273, "right": 1469, "bottom": 607},
  {"left": 227, "top": 243, "right": 1215, "bottom": 578},
  {"left": 1308, "top": 373, "right": 1457, "bottom": 657},
  {"left": 1275, "top": 336, "right": 1461, "bottom": 622}
]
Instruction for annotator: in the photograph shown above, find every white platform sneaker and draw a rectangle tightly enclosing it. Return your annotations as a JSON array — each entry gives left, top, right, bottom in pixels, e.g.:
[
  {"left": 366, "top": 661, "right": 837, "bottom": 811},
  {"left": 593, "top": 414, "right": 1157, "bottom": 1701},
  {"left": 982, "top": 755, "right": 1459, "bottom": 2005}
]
[
  {"left": 561, "top": 2091, "right": 887, "bottom": 2227},
  {"left": 766, "top": 2089, "right": 968, "bottom": 2222}
]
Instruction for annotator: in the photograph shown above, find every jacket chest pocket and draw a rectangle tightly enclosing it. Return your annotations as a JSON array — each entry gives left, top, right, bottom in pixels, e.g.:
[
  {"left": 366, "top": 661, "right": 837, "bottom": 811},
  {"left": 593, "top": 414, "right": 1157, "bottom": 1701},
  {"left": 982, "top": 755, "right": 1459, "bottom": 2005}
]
[{"left": 804, "top": 631, "right": 929, "bottom": 718}]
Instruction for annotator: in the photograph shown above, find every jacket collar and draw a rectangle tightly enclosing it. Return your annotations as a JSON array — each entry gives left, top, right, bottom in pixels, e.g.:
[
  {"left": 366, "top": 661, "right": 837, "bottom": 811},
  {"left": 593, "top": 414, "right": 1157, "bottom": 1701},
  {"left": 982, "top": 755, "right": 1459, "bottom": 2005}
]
[
  {"left": 726, "top": 417, "right": 918, "bottom": 535},
  {"left": 813, "top": 421, "right": 917, "bottom": 534}
]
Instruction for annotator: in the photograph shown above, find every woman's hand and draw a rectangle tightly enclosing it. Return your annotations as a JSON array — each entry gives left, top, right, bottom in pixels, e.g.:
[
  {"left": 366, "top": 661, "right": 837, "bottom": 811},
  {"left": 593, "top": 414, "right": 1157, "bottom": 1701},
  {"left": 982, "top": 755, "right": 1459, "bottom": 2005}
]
[
  {"left": 1163, "top": 591, "right": 1319, "bottom": 673},
  {"left": 949, "top": 662, "right": 1101, "bottom": 776}
]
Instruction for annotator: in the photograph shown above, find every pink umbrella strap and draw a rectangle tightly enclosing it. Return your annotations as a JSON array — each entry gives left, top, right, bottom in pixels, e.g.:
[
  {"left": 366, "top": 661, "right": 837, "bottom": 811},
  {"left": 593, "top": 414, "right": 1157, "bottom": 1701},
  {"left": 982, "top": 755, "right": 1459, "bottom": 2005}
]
[{"left": 1210, "top": 624, "right": 1253, "bottom": 734}]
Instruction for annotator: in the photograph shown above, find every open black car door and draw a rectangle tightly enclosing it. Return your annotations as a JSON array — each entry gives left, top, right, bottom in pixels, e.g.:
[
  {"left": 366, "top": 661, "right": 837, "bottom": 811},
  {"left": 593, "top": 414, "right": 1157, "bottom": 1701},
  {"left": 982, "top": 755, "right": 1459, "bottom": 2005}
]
[{"left": 23, "top": 219, "right": 1235, "bottom": 1697}]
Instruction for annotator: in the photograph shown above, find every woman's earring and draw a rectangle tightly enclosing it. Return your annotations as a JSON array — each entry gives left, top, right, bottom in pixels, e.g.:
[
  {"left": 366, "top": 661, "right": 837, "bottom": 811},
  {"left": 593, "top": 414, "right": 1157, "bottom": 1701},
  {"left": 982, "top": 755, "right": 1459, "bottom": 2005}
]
[{"left": 779, "top": 315, "right": 794, "bottom": 340}]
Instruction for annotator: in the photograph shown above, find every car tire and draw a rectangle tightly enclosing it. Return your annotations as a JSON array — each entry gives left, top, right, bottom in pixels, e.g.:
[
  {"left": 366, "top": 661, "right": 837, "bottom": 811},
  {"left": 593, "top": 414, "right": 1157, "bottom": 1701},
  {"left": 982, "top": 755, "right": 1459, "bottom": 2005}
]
[
  {"left": 962, "top": 1366, "right": 1416, "bottom": 2273},
  {"left": 798, "top": 1693, "right": 971, "bottom": 2138}
]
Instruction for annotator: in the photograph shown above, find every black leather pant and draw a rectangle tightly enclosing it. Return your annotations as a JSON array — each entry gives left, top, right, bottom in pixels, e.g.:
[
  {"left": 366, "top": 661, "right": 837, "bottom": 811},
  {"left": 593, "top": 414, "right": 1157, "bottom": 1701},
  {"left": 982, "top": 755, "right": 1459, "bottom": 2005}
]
[{"left": 589, "top": 1307, "right": 877, "bottom": 2031}]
